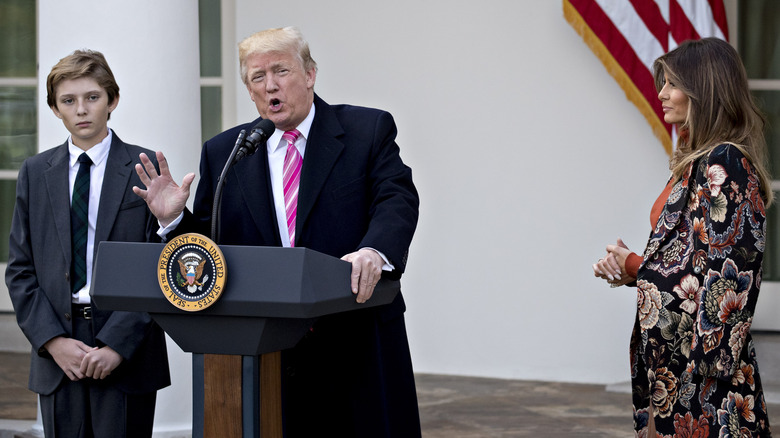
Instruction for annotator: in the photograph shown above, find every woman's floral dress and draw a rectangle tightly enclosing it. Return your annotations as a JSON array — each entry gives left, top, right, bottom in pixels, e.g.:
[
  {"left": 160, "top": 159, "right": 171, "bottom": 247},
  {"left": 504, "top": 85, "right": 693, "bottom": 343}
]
[{"left": 632, "top": 143, "right": 772, "bottom": 437}]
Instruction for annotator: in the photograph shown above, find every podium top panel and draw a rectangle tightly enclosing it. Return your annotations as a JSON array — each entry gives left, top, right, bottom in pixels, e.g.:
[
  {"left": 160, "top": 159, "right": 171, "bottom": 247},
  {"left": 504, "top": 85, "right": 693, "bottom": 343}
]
[{"left": 91, "top": 241, "right": 399, "bottom": 319}]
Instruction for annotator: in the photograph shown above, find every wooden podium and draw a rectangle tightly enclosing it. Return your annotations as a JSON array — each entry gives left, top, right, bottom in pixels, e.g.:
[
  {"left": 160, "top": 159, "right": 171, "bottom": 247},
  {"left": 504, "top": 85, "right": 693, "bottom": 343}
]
[{"left": 90, "top": 241, "right": 399, "bottom": 438}]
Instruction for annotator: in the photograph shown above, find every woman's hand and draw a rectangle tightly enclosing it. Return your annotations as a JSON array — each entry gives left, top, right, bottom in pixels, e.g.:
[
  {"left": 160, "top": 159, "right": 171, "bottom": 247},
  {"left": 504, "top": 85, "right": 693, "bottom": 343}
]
[{"left": 593, "top": 238, "right": 635, "bottom": 287}]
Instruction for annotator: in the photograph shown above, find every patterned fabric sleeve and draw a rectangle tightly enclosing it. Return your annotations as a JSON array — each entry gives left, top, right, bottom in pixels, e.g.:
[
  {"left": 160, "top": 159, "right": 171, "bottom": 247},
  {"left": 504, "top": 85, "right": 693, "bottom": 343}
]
[{"left": 687, "top": 144, "right": 767, "bottom": 379}]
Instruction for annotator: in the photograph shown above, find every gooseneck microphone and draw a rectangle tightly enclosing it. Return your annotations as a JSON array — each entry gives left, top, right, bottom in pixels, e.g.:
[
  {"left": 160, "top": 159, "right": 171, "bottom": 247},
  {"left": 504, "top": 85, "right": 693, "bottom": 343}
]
[
  {"left": 233, "top": 118, "right": 276, "bottom": 164},
  {"left": 211, "top": 118, "right": 276, "bottom": 242}
]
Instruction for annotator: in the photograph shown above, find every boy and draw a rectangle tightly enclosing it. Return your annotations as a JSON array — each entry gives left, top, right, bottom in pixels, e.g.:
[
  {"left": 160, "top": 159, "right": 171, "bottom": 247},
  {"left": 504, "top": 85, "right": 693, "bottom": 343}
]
[{"left": 5, "top": 49, "right": 170, "bottom": 437}]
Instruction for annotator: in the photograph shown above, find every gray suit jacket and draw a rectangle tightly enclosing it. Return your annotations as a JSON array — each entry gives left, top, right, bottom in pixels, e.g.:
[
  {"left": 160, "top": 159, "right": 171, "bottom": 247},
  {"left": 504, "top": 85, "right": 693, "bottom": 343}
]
[{"left": 5, "top": 133, "right": 170, "bottom": 395}]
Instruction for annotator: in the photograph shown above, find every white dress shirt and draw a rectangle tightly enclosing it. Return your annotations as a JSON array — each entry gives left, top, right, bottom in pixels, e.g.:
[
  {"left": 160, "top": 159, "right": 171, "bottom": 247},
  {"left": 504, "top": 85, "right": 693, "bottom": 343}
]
[{"left": 68, "top": 129, "right": 113, "bottom": 304}]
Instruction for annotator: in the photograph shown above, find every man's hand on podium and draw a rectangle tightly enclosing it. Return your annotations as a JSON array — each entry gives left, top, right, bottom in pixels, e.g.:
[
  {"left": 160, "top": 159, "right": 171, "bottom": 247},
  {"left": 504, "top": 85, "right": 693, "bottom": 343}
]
[{"left": 342, "top": 248, "right": 383, "bottom": 304}]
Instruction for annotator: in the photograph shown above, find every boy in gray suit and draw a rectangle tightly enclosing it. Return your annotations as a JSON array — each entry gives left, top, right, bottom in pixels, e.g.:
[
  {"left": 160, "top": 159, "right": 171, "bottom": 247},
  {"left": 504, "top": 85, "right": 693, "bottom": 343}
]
[{"left": 5, "top": 50, "right": 170, "bottom": 438}]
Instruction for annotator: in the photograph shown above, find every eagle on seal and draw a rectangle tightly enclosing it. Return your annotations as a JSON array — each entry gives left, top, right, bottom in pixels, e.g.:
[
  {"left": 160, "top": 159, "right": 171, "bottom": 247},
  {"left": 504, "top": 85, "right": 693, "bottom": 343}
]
[{"left": 178, "top": 255, "right": 206, "bottom": 290}]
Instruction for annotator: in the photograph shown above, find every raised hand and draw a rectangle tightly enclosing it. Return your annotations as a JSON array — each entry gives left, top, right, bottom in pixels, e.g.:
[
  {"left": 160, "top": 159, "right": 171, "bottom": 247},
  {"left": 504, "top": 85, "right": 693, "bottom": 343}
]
[{"left": 133, "top": 151, "right": 195, "bottom": 227}]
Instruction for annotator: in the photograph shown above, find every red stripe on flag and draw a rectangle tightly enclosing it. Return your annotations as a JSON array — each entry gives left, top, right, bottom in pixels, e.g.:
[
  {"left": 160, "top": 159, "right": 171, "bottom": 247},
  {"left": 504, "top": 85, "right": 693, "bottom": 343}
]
[
  {"left": 629, "top": 0, "right": 669, "bottom": 52},
  {"left": 708, "top": 0, "right": 729, "bottom": 40},
  {"left": 670, "top": 0, "right": 701, "bottom": 43},
  {"left": 566, "top": 0, "right": 670, "bottom": 138}
]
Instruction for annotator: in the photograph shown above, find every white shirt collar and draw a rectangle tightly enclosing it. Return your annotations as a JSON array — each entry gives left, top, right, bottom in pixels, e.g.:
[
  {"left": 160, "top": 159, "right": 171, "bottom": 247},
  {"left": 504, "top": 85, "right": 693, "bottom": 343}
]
[
  {"left": 267, "top": 102, "right": 316, "bottom": 153},
  {"left": 68, "top": 128, "right": 113, "bottom": 168}
]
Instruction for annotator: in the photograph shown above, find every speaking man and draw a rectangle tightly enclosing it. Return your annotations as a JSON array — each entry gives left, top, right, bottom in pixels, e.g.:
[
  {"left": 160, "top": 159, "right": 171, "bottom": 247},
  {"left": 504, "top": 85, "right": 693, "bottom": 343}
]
[{"left": 134, "top": 27, "right": 421, "bottom": 436}]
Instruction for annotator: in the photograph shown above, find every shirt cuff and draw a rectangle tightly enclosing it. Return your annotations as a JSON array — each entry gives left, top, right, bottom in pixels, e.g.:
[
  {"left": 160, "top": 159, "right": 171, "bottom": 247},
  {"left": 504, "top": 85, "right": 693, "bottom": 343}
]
[
  {"left": 362, "top": 247, "right": 394, "bottom": 272},
  {"left": 625, "top": 252, "right": 642, "bottom": 279},
  {"left": 156, "top": 212, "right": 184, "bottom": 239}
]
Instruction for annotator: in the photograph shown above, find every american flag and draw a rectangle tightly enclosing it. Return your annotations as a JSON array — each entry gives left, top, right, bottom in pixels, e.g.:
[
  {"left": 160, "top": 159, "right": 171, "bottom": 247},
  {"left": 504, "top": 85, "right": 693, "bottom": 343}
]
[{"left": 564, "top": 0, "right": 728, "bottom": 154}]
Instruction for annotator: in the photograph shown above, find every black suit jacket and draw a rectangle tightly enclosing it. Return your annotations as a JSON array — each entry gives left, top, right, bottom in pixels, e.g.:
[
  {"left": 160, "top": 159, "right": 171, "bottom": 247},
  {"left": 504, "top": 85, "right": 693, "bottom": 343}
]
[
  {"left": 181, "top": 94, "right": 421, "bottom": 436},
  {"left": 5, "top": 133, "right": 171, "bottom": 396}
]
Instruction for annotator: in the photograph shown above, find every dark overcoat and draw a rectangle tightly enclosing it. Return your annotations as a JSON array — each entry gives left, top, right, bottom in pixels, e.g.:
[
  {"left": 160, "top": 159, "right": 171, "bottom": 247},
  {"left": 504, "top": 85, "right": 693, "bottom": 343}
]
[{"left": 180, "top": 94, "right": 421, "bottom": 437}]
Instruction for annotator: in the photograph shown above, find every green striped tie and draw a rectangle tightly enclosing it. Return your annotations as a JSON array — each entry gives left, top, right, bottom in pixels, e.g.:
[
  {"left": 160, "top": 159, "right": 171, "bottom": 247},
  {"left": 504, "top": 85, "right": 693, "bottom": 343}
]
[{"left": 71, "top": 152, "right": 92, "bottom": 294}]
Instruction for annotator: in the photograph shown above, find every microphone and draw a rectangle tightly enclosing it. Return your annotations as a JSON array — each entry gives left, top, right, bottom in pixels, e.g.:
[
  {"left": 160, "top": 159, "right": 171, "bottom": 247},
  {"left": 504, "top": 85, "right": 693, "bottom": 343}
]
[
  {"left": 212, "top": 118, "right": 275, "bottom": 242},
  {"left": 233, "top": 119, "right": 275, "bottom": 164}
]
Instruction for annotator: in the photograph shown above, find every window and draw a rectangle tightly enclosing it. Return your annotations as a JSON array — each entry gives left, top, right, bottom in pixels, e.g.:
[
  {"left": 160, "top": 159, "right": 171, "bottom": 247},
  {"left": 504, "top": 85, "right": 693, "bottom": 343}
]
[
  {"left": 199, "top": 0, "right": 223, "bottom": 143},
  {"left": 737, "top": 1, "right": 780, "bottom": 280},
  {"left": 0, "top": 1, "right": 37, "bottom": 264}
]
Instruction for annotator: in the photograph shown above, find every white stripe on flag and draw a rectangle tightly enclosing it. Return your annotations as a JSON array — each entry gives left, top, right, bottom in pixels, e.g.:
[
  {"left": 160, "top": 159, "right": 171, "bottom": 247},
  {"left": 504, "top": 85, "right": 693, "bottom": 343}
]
[
  {"left": 675, "top": 0, "right": 726, "bottom": 41},
  {"left": 595, "top": 0, "right": 666, "bottom": 71},
  {"left": 654, "top": 0, "right": 670, "bottom": 22}
]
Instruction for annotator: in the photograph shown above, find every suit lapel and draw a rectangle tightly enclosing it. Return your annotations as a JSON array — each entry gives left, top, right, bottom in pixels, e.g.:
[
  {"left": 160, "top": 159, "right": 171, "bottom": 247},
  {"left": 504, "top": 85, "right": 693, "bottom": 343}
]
[
  {"left": 94, "top": 136, "right": 132, "bottom": 249},
  {"left": 44, "top": 143, "right": 73, "bottom": 264},
  {"left": 296, "top": 96, "right": 344, "bottom": 237},
  {"left": 233, "top": 126, "right": 282, "bottom": 245}
]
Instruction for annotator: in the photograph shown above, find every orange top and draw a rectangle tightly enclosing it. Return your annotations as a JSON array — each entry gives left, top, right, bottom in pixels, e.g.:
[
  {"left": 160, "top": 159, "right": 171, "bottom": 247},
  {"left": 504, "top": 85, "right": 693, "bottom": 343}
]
[{"left": 625, "top": 178, "right": 676, "bottom": 278}]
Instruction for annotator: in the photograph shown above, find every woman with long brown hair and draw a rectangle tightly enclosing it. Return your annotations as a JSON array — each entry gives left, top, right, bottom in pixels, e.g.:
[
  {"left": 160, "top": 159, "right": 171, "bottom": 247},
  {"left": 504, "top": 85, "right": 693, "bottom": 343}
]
[{"left": 594, "top": 37, "right": 773, "bottom": 437}]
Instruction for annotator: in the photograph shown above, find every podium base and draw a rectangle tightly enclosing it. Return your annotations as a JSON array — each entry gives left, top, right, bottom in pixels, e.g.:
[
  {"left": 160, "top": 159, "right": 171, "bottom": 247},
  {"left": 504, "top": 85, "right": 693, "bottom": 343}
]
[{"left": 193, "top": 353, "right": 283, "bottom": 438}]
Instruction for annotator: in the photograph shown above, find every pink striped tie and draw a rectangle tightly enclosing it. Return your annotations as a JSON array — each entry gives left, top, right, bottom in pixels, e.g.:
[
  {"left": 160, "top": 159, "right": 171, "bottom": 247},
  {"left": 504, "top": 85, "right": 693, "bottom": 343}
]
[{"left": 282, "top": 129, "right": 302, "bottom": 247}]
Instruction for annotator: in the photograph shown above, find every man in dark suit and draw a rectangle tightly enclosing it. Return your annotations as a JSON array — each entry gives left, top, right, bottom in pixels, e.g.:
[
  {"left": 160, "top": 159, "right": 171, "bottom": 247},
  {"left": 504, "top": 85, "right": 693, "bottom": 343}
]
[
  {"left": 5, "top": 50, "right": 170, "bottom": 438},
  {"left": 134, "top": 27, "right": 421, "bottom": 436}
]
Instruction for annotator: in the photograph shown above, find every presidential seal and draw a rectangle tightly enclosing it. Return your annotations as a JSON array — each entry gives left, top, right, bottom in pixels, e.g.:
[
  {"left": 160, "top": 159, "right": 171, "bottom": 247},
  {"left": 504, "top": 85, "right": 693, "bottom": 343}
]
[{"left": 158, "top": 233, "right": 226, "bottom": 311}]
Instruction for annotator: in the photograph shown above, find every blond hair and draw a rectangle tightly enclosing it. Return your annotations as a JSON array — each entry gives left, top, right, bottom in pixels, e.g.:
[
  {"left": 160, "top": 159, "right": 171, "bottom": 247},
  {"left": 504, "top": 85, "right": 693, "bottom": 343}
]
[{"left": 238, "top": 27, "right": 317, "bottom": 84}]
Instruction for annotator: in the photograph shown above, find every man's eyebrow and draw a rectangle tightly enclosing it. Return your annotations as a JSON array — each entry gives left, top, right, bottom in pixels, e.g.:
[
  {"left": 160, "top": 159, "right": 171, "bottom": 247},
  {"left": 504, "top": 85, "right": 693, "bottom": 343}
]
[{"left": 249, "top": 61, "right": 290, "bottom": 73}]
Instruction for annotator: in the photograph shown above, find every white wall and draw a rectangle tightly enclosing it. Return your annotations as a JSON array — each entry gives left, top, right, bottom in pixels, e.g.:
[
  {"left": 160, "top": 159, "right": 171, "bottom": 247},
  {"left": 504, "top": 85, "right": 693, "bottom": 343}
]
[{"left": 233, "top": 1, "right": 671, "bottom": 384}]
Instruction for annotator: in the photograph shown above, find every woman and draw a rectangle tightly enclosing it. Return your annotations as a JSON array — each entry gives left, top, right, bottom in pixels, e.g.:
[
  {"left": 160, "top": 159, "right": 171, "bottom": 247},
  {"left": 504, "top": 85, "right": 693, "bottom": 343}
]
[{"left": 594, "top": 38, "right": 773, "bottom": 437}]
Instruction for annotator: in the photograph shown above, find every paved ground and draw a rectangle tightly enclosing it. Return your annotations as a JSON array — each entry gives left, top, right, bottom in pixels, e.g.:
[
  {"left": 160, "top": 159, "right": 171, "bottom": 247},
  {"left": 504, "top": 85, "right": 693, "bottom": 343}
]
[
  {"left": 2, "top": 337, "right": 778, "bottom": 437},
  {"left": 0, "top": 350, "right": 635, "bottom": 437},
  {"left": 415, "top": 373, "right": 635, "bottom": 437}
]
